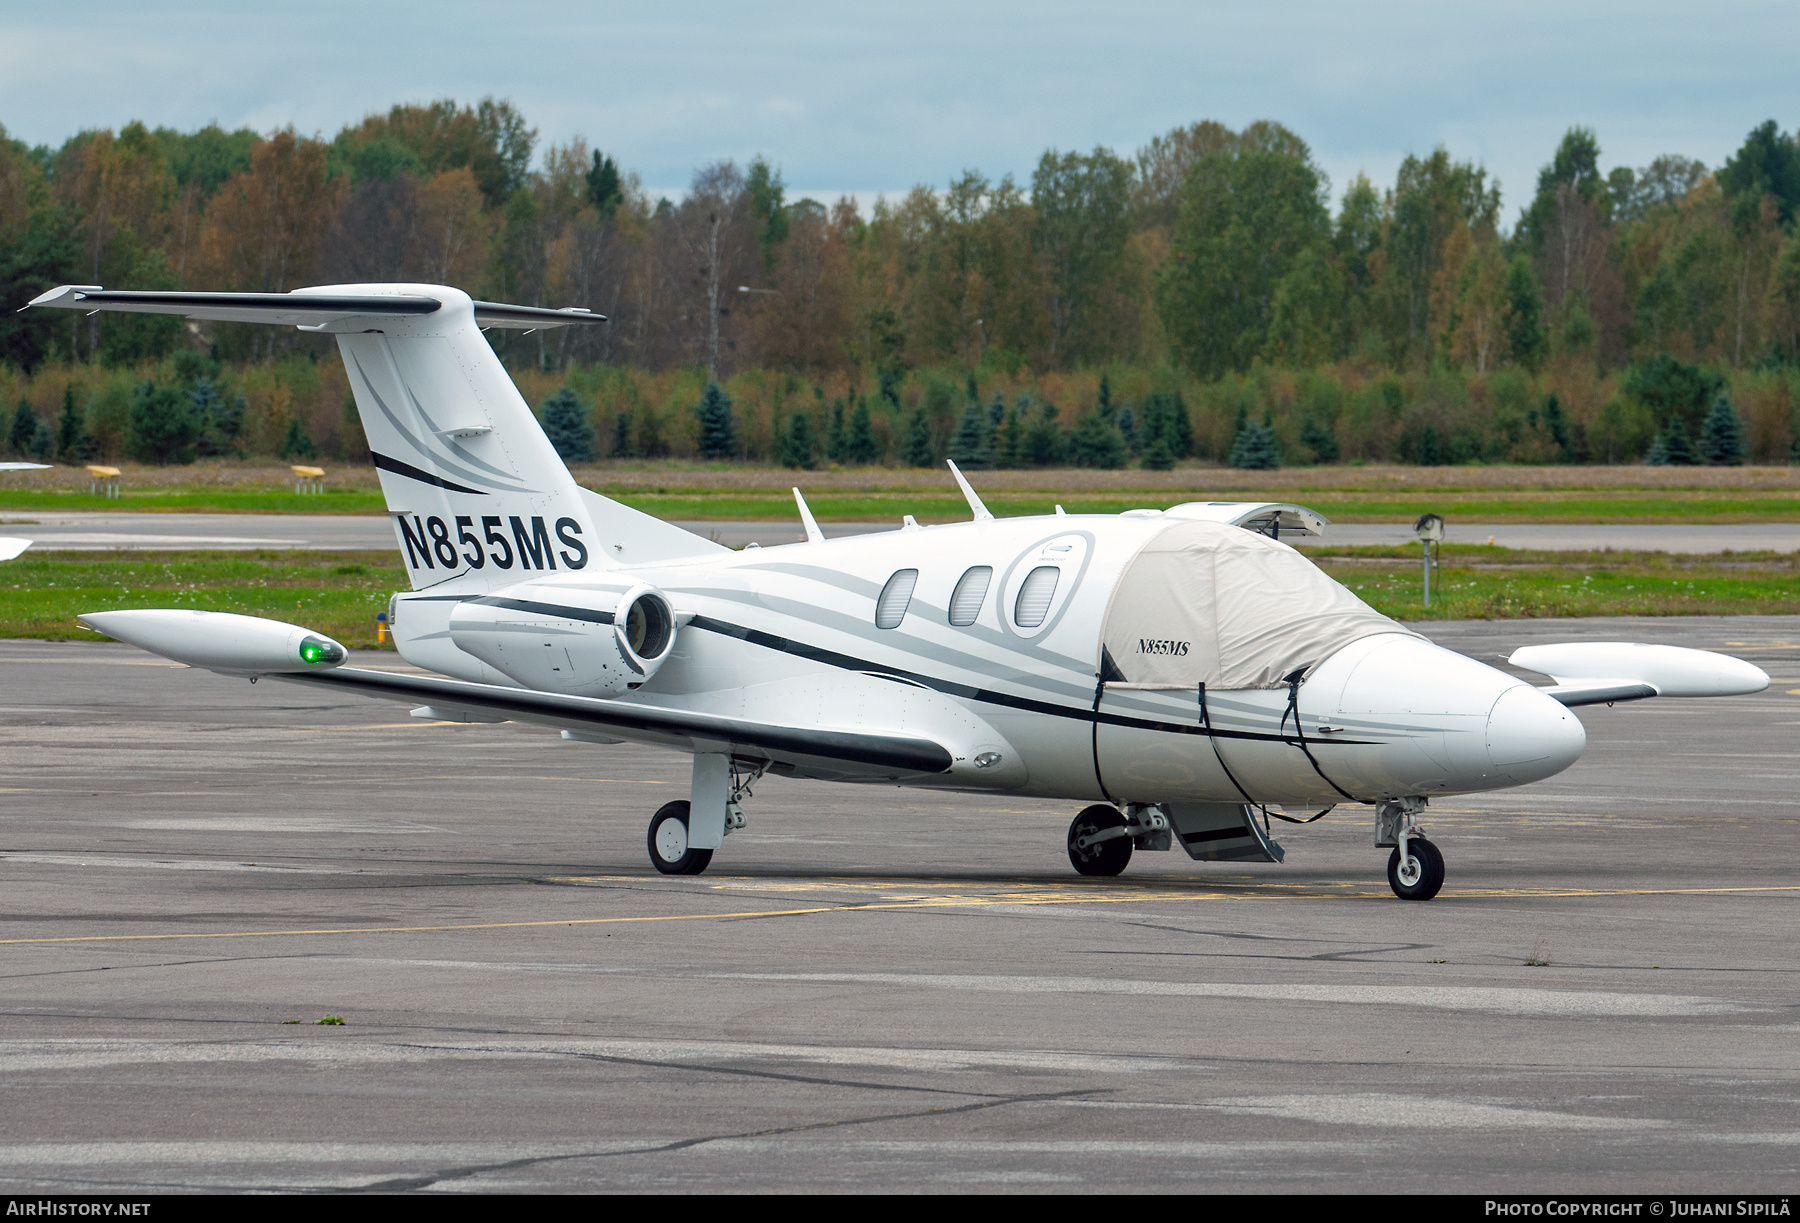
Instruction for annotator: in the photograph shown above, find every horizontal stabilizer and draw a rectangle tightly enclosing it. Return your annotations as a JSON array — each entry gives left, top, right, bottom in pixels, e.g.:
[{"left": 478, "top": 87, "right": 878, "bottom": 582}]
[
  {"left": 26, "top": 286, "right": 604, "bottom": 330},
  {"left": 1510, "top": 642, "right": 1768, "bottom": 701}
]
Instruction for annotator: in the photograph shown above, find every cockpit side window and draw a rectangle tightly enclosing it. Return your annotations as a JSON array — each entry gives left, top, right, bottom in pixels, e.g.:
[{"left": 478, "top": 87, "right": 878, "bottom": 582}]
[
  {"left": 1013, "top": 565, "right": 1060, "bottom": 628},
  {"left": 948, "top": 566, "right": 992, "bottom": 626},
  {"left": 875, "top": 568, "right": 919, "bottom": 629}
]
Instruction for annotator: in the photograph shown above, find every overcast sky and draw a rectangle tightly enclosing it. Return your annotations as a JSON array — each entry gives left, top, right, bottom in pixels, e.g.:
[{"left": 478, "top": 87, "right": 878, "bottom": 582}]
[{"left": 3, "top": 1, "right": 1794, "bottom": 225}]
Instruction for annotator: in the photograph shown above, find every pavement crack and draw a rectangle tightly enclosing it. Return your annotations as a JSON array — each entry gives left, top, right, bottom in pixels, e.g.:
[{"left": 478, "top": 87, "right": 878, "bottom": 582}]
[{"left": 345, "top": 1087, "right": 1105, "bottom": 1193}]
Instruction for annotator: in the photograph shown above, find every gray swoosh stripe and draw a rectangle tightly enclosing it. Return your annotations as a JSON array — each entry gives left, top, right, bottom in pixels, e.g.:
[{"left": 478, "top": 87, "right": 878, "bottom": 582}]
[{"left": 349, "top": 349, "right": 536, "bottom": 496}]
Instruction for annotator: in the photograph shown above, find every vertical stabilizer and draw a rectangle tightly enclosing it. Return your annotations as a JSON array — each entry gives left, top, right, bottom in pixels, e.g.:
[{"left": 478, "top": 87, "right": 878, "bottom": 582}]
[{"left": 322, "top": 285, "right": 725, "bottom": 589}]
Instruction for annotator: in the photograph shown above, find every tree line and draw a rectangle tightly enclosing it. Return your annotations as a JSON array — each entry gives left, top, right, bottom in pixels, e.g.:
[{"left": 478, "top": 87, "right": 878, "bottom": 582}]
[{"left": 1, "top": 100, "right": 1797, "bottom": 466}]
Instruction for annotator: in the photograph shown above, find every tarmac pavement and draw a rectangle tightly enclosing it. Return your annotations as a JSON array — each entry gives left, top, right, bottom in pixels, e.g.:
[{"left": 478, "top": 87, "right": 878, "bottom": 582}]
[{"left": 0, "top": 616, "right": 1797, "bottom": 1192}]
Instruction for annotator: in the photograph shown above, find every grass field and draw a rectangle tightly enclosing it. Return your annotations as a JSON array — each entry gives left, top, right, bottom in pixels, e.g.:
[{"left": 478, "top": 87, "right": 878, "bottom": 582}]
[
  {"left": 4, "top": 461, "right": 1800, "bottom": 522},
  {"left": 8, "top": 545, "right": 1797, "bottom": 650}
]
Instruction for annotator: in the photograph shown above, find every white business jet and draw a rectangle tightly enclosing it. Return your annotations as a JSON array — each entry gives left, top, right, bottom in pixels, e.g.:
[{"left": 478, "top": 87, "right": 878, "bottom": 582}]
[{"left": 30, "top": 283, "right": 1768, "bottom": 899}]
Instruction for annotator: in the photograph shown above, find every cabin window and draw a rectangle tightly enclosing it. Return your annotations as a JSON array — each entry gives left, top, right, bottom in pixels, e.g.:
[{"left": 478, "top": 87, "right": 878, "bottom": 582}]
[
  {"left": 1013, "top": 565, "right": 1060, "bottom": 628},
  {"left": 875, "top": 569, "right": 919, "bottom": 629},
  {"left": 948, "top": 566, "right": 992, "bottom": 626}
]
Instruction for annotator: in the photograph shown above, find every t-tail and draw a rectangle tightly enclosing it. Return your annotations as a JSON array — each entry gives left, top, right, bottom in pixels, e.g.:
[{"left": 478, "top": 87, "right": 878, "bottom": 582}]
[{"left": 27, "top": 282, "right": 724, "bottom": 591}]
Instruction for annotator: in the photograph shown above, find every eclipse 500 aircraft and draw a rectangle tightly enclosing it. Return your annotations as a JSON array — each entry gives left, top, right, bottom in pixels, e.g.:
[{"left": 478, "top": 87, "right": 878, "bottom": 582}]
[{"left": 34, "top": 282, "right": 1769, "bottom": 900}]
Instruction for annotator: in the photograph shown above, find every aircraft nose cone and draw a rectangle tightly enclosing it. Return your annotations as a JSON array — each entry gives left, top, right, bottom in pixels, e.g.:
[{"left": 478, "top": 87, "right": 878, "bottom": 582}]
[{"left": 1486, "top": 685, "right": 1585, "bottom": 783}]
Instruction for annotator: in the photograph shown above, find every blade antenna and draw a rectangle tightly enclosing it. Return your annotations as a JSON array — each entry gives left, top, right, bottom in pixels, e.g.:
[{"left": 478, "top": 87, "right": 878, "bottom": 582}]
[
  {"left": 793, "top": 487, "right": 825, "bottom": 544},
  {"left": 945, "top": 460, "right": 994, "bottom": 522}
]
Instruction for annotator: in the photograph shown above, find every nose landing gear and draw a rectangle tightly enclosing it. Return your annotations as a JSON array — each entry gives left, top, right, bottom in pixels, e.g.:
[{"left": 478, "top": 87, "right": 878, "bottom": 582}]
[{"left": 1377, "top": 796, "right": 1444, "bottom": 900}]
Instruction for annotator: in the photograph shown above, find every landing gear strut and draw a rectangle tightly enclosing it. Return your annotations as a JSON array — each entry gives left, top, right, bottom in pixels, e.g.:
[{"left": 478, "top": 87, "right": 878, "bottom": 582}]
[{"left": 1377, "top": 796, "right": 1444, "bottom": 901}]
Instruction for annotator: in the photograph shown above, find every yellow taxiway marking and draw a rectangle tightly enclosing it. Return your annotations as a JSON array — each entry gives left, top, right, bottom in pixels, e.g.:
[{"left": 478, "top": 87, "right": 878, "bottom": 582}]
[{"left": 3, "top": 883, "right": 1799, "bottom": 948}]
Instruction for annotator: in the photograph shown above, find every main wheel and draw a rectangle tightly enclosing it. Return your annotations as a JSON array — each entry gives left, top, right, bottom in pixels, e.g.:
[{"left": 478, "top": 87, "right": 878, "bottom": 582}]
[
  {"left": 1067, "top": 804, "right": 1132, "bottom": 877},
  {"left": 1387, "top": 836, "right": 1444, "bottom": 901},
  {"left": 648, "top": 801, "right": 714, "bottom": 876}
]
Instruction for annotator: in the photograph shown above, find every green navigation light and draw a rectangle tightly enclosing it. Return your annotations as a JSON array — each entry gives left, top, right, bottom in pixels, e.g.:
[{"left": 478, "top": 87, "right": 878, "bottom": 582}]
[{"left": 298, "top": 635, "right": 348, "bottom": 667}]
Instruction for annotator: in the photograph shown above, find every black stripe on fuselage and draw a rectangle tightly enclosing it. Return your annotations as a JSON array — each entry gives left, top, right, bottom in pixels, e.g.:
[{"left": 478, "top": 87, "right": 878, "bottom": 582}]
[
  {"left": 420, "top": 596, "right": 1381, "bottom": 748},
  {"left": 372, "top": 452, "right": 491, "bottom": 496},
  {"left": 469, "top": 596, "right": 615, "bottom": 625}
]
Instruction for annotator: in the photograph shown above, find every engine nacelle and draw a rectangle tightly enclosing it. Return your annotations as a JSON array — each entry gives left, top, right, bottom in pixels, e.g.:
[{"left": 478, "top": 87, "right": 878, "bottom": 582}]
[{"left": 447, "top": 582, "right": 676, "bottom": 697}]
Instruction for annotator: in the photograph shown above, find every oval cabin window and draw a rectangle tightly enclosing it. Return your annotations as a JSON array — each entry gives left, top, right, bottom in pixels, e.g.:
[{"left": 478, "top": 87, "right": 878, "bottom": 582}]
[
  {"left": 875, "top": 569, "right": 919, "bottom": 629},
  {"left": 1013, "top": 565, "right": 1060, "bottom": 628},
  {"left": 948, "top": 566, "right": 992, "bottom": 626}
]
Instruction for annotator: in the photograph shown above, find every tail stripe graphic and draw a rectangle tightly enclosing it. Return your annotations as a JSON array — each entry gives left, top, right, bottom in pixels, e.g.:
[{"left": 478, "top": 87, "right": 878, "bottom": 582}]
[
  {"left": 349, "top": 350, "right": 536, "bottom": 495},
  {"left": 371, "top": 453, "right": 489, "bottom": 496}
]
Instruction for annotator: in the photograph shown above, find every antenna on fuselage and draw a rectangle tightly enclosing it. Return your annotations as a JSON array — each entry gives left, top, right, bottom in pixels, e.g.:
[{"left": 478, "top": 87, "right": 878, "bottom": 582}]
[
  {"left": 945, "top": 460, "right": 994, "bottom": 522},
  {"left": 792, "top": 487, "right": 825, "bottom": 544}
]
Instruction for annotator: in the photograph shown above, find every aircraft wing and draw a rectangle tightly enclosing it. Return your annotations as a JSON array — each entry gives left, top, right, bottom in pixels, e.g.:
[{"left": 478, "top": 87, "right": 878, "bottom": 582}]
[{"left": 278, "top": 666, "right": 955, "bottom": 778}]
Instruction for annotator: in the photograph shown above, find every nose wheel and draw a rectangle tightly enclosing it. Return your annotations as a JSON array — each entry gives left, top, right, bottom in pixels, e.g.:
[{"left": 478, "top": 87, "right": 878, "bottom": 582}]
[{"left": 1387, "top": 836, "right": 1444, "bottom": 900}]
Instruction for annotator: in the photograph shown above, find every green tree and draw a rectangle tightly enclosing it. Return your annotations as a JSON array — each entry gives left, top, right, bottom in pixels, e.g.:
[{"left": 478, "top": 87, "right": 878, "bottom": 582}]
[
  {"left": 55, "top": 385, "right": 86, "bottom": 461},
  {"left": 1622, "top": 352, "right": 1723, "bottom": 445},
  {"left": 1700, "top": 395, "right": 1746, "bottom": 465},
  {"left": 28, "top": 419, "right": 52, "bottom": 461},
  {"left": 694, "top": 382, "right": 738, "bottom": 460},
  {"left": 746, "top": 156, "right": 789, "bottom": 271},
  {"left": 1137, "top": 390, "right": 1193, "bottom": 458},
  {"left": 780, "top": 410, "right": 816, "bottom": 469},
  {"left": 1154, "top": 129, "right": 1332, "bottom": 376},
  {"left": 902, "top": 407, "right": 934, "bottom": 467},
  {"left": 586, "top": 150, "right": 623, "bottom": 219},
  {"left": 125, "top": 380, "right": 198, "bottom": 464},
  {"left": 1227, "top": 418, "right": 1281, "bottom": 470},
  {"left": 540, "top": 387, "right": 595, "bottom": 462},
  {"left": 1031, "top": 146, "right": 1133, "bottom": 364},
  {"left": 1299, "top": 416, "right": 1340, "bottom": 463},
  {"left": 191, "top": 378, "right": 244, "bottom": 458},
  {"left": 947, "top": 402, "right": 993, "bottom": 469},
  {"left": 1504, "top": 256, "right": 1546, "bottom": 369},
  {"left": 611, "top": 410, "right": 635, "bottom": 459},
  {"left": 1518, "top": 127, "right": 1607, "bottom": 254},
  {"left": 1068, "top": 411, "right": 1128, "bottom": 468},
  {"left": 1719, "top": 120, "right": 1800, "bottom": 227},
  {"left": 1385, "top": 148, "right": 1500, "bottom": 361},
  {"left": 9, "top": 399, "right": 39, "bottom": 457},
  {"left": 845, "top": 397, "right": 881, "bottom": 464},
  {"left": 277, "top": 416, "right": 318, "bottom": 461},
  {"left": 1023, "top": 401, "right": 1063, "bottom": 466}
]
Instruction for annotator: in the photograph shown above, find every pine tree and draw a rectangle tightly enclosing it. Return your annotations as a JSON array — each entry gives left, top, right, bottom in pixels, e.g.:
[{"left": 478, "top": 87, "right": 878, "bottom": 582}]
[
  {"left": 1069, "top": 411, "right": 1128, "bottom": 468},
  {"left": 1141, "top": 437, "right": 1175, "bottom": 470},
  {"left": 1228, "top": 419, "right": 1281, "bottom": 470},
  {"left": 192, "top": 378, "right": 244, "bottom": 458},
  {"left": 277, "top": 416, "right": 319, "bottom": 461},
  {"left": 1645, "top": 433, "right": 1670, "bottom": 465},
  {"left": 611, "top": 410, "right": 635, "bottom": 458},
  {"left": 845, "top": 397, "right": 881, "bottom": 465},
  {"left": 1415, "top": 423, "right": 1443, "bottom": 465},
  {"left": 1299, "top": 417, "right": 1339, "bottom": 463},
  {"left": 1700, "top": 395, "right": 1745, "bottom": 466},
  {"left": 28, "top": 420, "right": 52, "bottom": 461},
  {"left": 1543, "top": 394, "right": 1572, "bottom": 461},
  {"left": 541, "top": 387, "right": 595, "bottom": 462},
  {"left": 1116, "top": 404, "right": 1138, "bottom": 455},
  {"left": 997, "top": 397, "right": 1028, "bottom": 469},
  {"left": 10, "top": 400, "right": 38, "bottom": 458},
  {"left": 1660, "top": 411, "right": 1698, "bottom": 465},
  {"left": 55, "top": 386, "right": 84, "bottom": 462},
  {"left": 126, "top": 381, "right": 199, "bottom": 464},
  {"left": 948, "top": 403, "right": 993, "bottom": 469},
  {"left": 825, "top": 398, "right": 847, "bottom": 463},
  {"left": 780, "top": 411, "right": 816, "bottom": 469},
  {"left": 1097, "top": 373, "right": 1115, "bottom": 420},
  {"left": 1025, "top": 401, "right": 1063, "bottom": 466},
  {"left": 903, "top": 407, "right": 934, "bottom": 467},
  {"left": 694, "top": 382, "right": 737, "bottom": 460}
]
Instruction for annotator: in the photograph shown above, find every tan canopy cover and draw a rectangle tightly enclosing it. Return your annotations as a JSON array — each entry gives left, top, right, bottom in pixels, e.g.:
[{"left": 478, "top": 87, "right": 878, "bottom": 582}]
[{"left": 1100, "top": 520, "right": 1420, "bottom": 690}]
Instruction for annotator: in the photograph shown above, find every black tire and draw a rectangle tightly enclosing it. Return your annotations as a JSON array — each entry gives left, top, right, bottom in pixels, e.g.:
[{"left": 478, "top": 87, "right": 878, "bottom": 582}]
[
  {"left": 1067, "top": 804, "right": 1132, "bottom": 877},
  {"left": 648, "top": 801, "right": 714, "bottom": 876},
  {"left": 1387, "top": 836, "right": 1444, "bottom": 901}
]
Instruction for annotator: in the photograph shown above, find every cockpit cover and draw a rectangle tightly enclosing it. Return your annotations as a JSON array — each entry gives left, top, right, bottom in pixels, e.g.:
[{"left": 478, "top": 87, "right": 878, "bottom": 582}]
[{"left": 1099, "top": 519, "right": 1420, "bottom": 689}]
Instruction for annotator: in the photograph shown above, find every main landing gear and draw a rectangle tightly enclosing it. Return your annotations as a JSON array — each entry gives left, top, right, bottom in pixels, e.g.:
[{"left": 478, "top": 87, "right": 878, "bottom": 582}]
[{"left": 646, "top": 757, "right": 759, "bottom": 876}]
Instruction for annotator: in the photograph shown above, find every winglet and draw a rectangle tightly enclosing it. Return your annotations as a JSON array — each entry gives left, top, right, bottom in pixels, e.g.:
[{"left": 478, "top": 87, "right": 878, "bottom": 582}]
[
  {"left": 793, "top": 487, "right": 824, "bottom": 544},
  {"left": 945, "top": 460, "right": 994, "bottom": 522}
]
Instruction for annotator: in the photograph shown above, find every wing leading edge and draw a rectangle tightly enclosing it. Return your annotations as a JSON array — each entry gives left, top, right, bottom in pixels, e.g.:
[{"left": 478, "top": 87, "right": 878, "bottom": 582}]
[{"left": 278, "top": 666, "right": 954, "bottom": 777}]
